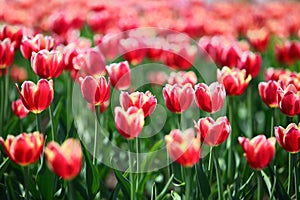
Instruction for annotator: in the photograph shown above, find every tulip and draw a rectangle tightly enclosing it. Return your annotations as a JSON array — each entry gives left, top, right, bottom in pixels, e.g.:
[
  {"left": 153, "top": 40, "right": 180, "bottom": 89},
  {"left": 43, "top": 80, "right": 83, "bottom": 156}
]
[
  {"left": 238, "top": 135, "right": 276, "bottom": 170},
  {"left": 80, "top": 76, "right": 110, "bottom": 106},
  {"left": 12, "top": 99, "right": 29, "bottom": 119},
  {"left": 20, "top": 34, "right": 55, "bottom": 60},
  {"left": 246, "top": 28, "right": 270, "bottom": 52},
  {"left": 217, "top": 66, "right": 251, "bottom": 96},
  {"left": 31, "top": 50, "right": 64, "bottom": 79},
  {"left": 119, "top": 38, "right": 145, "bottom": 66},
  {"left": 106, "top": 61, "right": 131, "bottom": 90},
  {"left": 0, "top": 132, "right": 44, "bottom": 166},
  {"left": 165, "top": 128, "right": 200, "bottom": 167},
  {"left": 120, "top": 91, "right": 157, "bottom": 118},
  {"left": 147, "top": 71, "right": 168, "bottom": 86},
  {"left": 16, "top": 79, "right": 54, "bottom": 114},
  {"left": 0, "top": 24, "right": 23, "bottom": 49},
  {"left": 258, "top": 80, "right": 280, "bottom": 108},
  {"left": 277, "top": 84, "right": 300, "bottom": 116},
  {"left": 45, "top": 139, "right": 82, "bottom": 180},
  {"left": 238, "top": 51, "right": 262, "bottom": 78},
  {"left": 114, "top": 106, "right": 144, "bottom": 139},
  {"left": 63, "top": 43, "right": 79, "bottom": 71},
  {"left": 10, "top": 65, "right": 27, "bottom": 82},
  {"left": 195, "top": 116, "right": 231, "bottom": 146},
  {"left": 194, "top": 82, "right": 226, "bottom": 113},
  {"left": 0, "top": 38, "right": 14, "bottom": 69},
  {"left": 275, "top": 123, "right": 300, "bottom": 153},
  {"left": 163, "top": 84, "right": 194, "bottom": 113},
  {"left": 264, "top": 67, "right": 287, "bottom": 82},
  {"left": 167, "top": 71, "right": 197, "bottom": 87},
  {"left": 94, "top": 33, "right": 122, "bottom": 61},
  {"left": 219, "top": 45, "right": 241, "bottom": 68}
]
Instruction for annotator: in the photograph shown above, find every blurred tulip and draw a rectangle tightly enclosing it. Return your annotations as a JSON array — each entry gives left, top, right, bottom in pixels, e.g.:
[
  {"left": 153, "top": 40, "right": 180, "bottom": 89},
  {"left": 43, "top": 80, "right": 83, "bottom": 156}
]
[
  {"left": 264, "top": 67, "right": 287, "bottom": 81},
  {"left": 114, "top": 106, "right": 144, "bottom": 139},
  {"left": 0, "top": 24, "right": 23, "bottom": 49},
  {"left": 20, "top": 34, "right": 55, "bottom": 60},
  {"left": 238, "top": 135, "right": 276, "bottom": 170},
  {"left": 238, "top": 51, "right": 262, "bottom": 78},
  {"left": 12, "top": 99, "right": 29, "bottom": 119},
  {"left": 219, "top": 45, "right": 241, "bottom": 68},
  {"left": 275, "top": 42, "right": 294, "bottom": 65},
  {"left": 10, "top": 65, "right": 27, "bottom": 82},
  {"left": 195, "top": 116, "right": 231, "bottom": 146},
  {"left": 119, "top": 38, "right": 145, "bottom": 66},
  {"left": 167, "top": 71, "right": 197, "bottom": 87},
  {"left": 16, "top": 79, "right": 54, "bottom": 114},
  {"left": 275, "top": 123, "right": 300, "bottom": 153},
  {"left": 277, "top": 84, "right": 300, "bottom": 116},
  {"left": 94, "top": 33, "right": 122, "bottom": 61},
  {"left": 120, "top": 91, "right": 157, "bottom": 118},
  {"left": 217, "top": 66, "right": 251, "bottom": 96},
  {"left": 258, "top": 80, "right": 280, "bottom": 108},
  {"left": 246, "top": 28, "right": 270, "bottom": 52},
  {"left": 80, "top": 76, "right": 110, "bottom": 106},
  {"left": 45, "top": 139, "right": 82, "bottom": 180},
  {"left": 106, "top": 61, "right": 131, "bottom": 90},
  {"left": 31, "top": 50, "right": 64, "bottom": 79},
  {"left": 194, "top": 82, "right": 226, "bottom": 113},
  {"left": 0, "top": 38, "right": 14, "bottom": 69},
  {"left": 63, "top": 43, "right": 79, "bottom": 71},
  {"left": 0, "top": 132, "right": 44, "bottom": 166},
  {"left": 165, "top": 128, "right": 200, "bottom": 167},
  {"left": 163, "top": 84, "right": 194, "bottom": 113},
  {"left": 73, "top": 47, "right": 106, "bottom": 77},
  {"left": 147, "top": 71, "right": 168, "bottom": 86}
]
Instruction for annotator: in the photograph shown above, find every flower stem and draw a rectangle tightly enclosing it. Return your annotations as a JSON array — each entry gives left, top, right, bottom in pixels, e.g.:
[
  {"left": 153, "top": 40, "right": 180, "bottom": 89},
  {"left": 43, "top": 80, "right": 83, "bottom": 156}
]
[
  {"left": 257, "top": 171, "right": 262, "bottom": 200},
  {"left": 227, "top": 96, "right": 233, "bottom": 181},
  {"left": 270, "top": 108, "right": 275, "bottom": 137},
  {"left": 293, "top": 153, "right": 299, "bottom": 199},
  {"left": 66, "top": 72, "right": 73, "bottom": 132},
  {"left": 208, "top": 146, "right": 214, "bottom": 184},
  {"left": 177, "top": 113, "right": 181, "bottom": 129},
  {"left": 135, "top": 137, "right": 139, "bottom": 193},
  {"left": 185, "top": 167, "right": 192, "bottom": 200},
  {"left": 48, "top": 105, "right": 55, "bottom": 141},
  {"left": 214, "top": 149, "right": 223, "bottom": 200},
  {"left": 68, "top": 181, "right": 74, "bottom": 200},
  {"left": 94, "top": 106, "right": 101, "bottom": 165},
  {"left": 24, "top": 166, "right": 29, "bottom": 200},
  {"left": 36, "top": 114, "right": 41, "bottom": 132},
  {"left": 288, "top": 153, "right": 292, "bottom": 195},
  {"left": 128, "top": 140, "right": 136, "bottom": 200}
]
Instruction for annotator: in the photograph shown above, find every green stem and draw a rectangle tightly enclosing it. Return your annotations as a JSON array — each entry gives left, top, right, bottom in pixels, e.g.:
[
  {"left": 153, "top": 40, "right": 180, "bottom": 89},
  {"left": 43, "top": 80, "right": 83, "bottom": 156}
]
[
  {"left": 185, "top": 167, "right": 192, "bottom": 200},
  {"left": 3, "top": 69, "right": 9, "bottom": 124},
  {"left": 208, "top": 146, "right": 214, "bottom": 184},
  {"left": 288, "top": 153, "right": 292, "bottom": 195},
  {"left": 36, "top": 114, "right": 41, "bottom": 132},
  {"left": 214, "top": 149, "right": 223, "bottom": 200},
  {"left": 93, "top": 117, "right": 98, "bottom": 165},
  {"left": 128, "top": 140, "right": 136, "bottom": 200},
  {"left": 135, "top": 137, "right": 139, "bottom": 193},
  {"left": 24, "top": 166, "right": 29, "bottom": 200},
  {"left": 227, "top": 96, "right": 233, "bottom": 181},
  {"left": 257, "top": 171, "right": 262, "bottom": 200},
  {"left": 66, "top": 72, "right": 73, "bottom": 132},
  {"left": 177, "top": 113, "right": 181, "bottom": 129},
  {"left": 270, "top": 108, "right": 275, "bottom": 137},
  {"left": 247, "top": 85, "right": 253, "bottom": 135},
  {"left": 293, "top": 153, "right": 299, "bottom": 199},
  {"left": 48, "top": 105, "right": 55, "bottom": 141},
  {"left": 68, "top": 181, "right": 74, "bottom": 200},
  {"left": 0, "top": 70, "right": 4, "bottom": 134}
]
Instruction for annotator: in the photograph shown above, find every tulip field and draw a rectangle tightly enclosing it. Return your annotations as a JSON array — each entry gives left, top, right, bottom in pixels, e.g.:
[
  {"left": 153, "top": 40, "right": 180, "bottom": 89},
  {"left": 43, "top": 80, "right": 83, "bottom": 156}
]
[{"left": 1, "top": 0, "right": 300, "bottom": 199}]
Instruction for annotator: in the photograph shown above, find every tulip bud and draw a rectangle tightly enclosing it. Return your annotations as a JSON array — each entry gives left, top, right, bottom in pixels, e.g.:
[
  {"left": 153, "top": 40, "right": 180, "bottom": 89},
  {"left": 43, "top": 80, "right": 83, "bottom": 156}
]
[
  {"left": 0, "top": 132, "right": 44, "bottom": 166},
  {"left": 258, "top": 80, "right": 280, "bottom": 108},
  {"left": 114, "top": 106, "right": 144, "bottom": 139},
  {"left": 165, "top": 128, "right": 200, "bottom": 167},
  {"left": 217, "top": 67, "right": 251, "bottom": 96},
  {"left": 194, "top": 82, "right": 226, "bottom": 113},
  {"left": 238, "top": 135, "right": 276, "bottom": 170},
  {"left": 275, "top": 123, "right": 300, "bottom": 153},
  {"left": 246, "top": 28, "right": 270, "bottom": 52},
  {"left": 195, "top": 116, "right": 231, "bottom": 146},
  {"left": 0, "top": 38, "right": 14, "bottom": 69},
  {"left": 31, "top": 50, "right": 64, "bottom": 79},
  {"left": 120, "top": 91, "right": 157, "bottom": 118},
  {"left": 12, "top": 99, "right": 29, "bottom": 119},
  {"left": 238, "top": 51, "right": 262, "bottom": 78},
  {"left": 106, "top": 61, "right": 131, "bottom": 90},
  {"left": 45, "top": 139, "right": 82, "bottom": 180},
  {"left": 277, "top": 84, "right": 300, "bottom": 116},
  {"left": 16, "top": 79, "right": 54, "bottom": 114},
  {"left": 80, "top": 76, "right": 110, "bottom": 106},
  {"left": 163, "top": 84, "right": 194, "bottom": 113}
]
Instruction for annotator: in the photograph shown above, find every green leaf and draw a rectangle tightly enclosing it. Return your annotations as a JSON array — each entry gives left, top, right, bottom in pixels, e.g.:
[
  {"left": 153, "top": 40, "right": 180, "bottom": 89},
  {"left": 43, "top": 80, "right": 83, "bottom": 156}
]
[
  {"left": 4, "top": 175, "right": 18, "bottom": 200},
  {"left": 3, "top": 117, "right": 19, "bottom": 137},
  {"left": 53, "top": 99, "right": 63, "bottom": 133},
  {"left": 141, "top": 139, "right": 163, "bottom": 172},
  {"left": 195, "top": 162, "right": 211, "bottom": 199},
  {"left": 155, "top": 174, "right": 174, "bottom": 200},
  {"left": 267, "top": 165, "right": 290, "bottom": 200},
  {"left": 73, "top": 178, "right": 89, "bottom": 200},
  {"left": 151, "top": 182, "right": 157, "bottom": 200},
  {"left": 261, "top": 170, "right": 272, "bottom": 198},
  {"left": 171, "top": 191, "right": 181, "bottom": 200},
  {"left": 113, "top": 168, "right": 130, "bottom": 200},
  {"left": 0, "top": 157, "right": 10, "bottom": 179}
]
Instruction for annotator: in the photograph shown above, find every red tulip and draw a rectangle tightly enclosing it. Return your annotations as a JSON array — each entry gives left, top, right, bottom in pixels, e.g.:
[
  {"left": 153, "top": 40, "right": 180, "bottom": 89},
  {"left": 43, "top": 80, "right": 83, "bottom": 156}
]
[
  {"left": 195, "top": 116, "right": 231, "bottom": 146},
  {"left": 246, "top": 28, "right": 270, "bottom": 52},
  {"left": 10, "top": 65, "right": 27, "bottom": 83},
  {"left": 0, "top": 38, "right": 14, "bottom": 69},
  {"left": 258, "top": 80, "right": 280, "bottom": 108},
  {"left": 20, "top": 34, "right": 55, "bottom": 60},
  {"left": 0, "top": 24, "right": 23, "bottom": 49},
  {"left": 238, "top": 51, "right": 262, "bottom": 78},
  {"left": 16, "top": 79, "right": 54, "bottom": 114},
  {"left": 238, "top": 135, "right": 276, "bottom": 170},
  {"left": 31, "top": 50, "right": 64, "bottom": 79},
  {"left": 217, "top": 66, "right": 251, "bottom": 96},
  {"left": 264, "top": 67, "right": 287, "bottom": 82},
  {"left": 275, "top": 123, "right": 300, "bottom": 153},
  {"left": 194, "top": 82, "right": 226, "bottom": 113},
  {"left": 277, "top": 84, "right": 300, "bottom": 116},
  {"left": 163, "top": 84, "right": 194, "bottom": 113},
  {"left": 119, "top": 38, "right": 145, "bottom": 66},
  {"left": 120, "top": 91, "right": 157, "bottom": 118},
  {"left": 165, "top": 128, "right": 200, "bottom": 167},
  {"left": 62, "top": 43, "right": 79, "bottom": 71},
  {"left": 219, "top": 45, "right": 241, "bottom": 68},
  {"left": 80, "top": 76, "right": 110, "bottom": 106},
  {"left": 167, "top": 71, "right": 197, "bottom": 87},
  {"left": 106, "top": 61, "right": 131, "bottom": 90},
  {"left": 45, "top": 139, "right": 82, "bottom": 180},
  {"left": 147, "top": 71, "right": 168, "bottom": 86},
  {"left": 0, "top": 132, "right": 44, "bottom": 166},
  {"left": 94, "top": 33, "right": 122, "bottom": 61},
  {"left": 114, "top": 106, "right": 144, "bottom": 139},
  {"left": 12, "top": 99, "right": 29, "bottom": 119}
]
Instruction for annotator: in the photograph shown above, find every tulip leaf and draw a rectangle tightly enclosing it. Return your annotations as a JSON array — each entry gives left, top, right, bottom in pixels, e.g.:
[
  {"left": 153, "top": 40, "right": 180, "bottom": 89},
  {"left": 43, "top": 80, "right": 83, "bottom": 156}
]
[
  {"left": 112, "top": 168, "right": 130, "bottom": 199},
  {"left": 261, "top": 170, "right": 272, "bottom": 198},
  {"left": 73, "top": 178, "right": 89, "bottom": 199},
  {"left": 0, "top": 157, "right": 10, "bottom": 179},
  {"left": 195, "top": 162, "right": 211, "bottom": 199},
  {"left": 53, "top": 99, "right": 63, "bottom": 133},
  {"left": 151, "top": 182, "right": 157, "bottom": 200},
  {"left": 141, "top": 139, "right": 163, "bottom": 172},
  {"left": 155, "top": 174, "right": 174, "bottom": 200},
  {"left": 4, "top": 175, "right": 18, "bottom": 200},
  {"left": 3, "top": 117, "right": 18, "bottom": 138},
  {"left": 171, "top": 190, "right": 181, "bottom": 200},
  {"left": 81, "top": 141, "right": 100, "bottom": 198}
]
